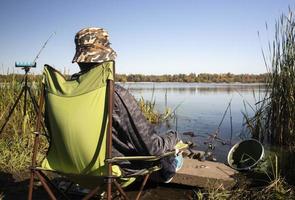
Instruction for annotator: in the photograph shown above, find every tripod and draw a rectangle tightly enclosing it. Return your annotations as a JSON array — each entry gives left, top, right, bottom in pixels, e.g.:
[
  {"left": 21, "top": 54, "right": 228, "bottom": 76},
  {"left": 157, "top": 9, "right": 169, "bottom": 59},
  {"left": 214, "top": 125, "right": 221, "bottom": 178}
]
[{"left": 0, "top": 67, "right": 41, "bottom": 135}]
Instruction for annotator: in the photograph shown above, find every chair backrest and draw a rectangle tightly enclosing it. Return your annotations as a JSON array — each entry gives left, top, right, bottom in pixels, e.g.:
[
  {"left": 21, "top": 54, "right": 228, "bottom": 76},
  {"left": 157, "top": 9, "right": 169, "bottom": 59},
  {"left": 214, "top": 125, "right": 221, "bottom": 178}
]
[{"left": 41, "top": 61, "right": 115, "bottom": 177}]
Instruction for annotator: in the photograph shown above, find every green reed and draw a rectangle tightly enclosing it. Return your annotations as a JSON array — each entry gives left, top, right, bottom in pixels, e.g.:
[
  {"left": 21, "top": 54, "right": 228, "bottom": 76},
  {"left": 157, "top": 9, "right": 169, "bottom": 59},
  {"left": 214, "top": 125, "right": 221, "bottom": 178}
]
[
  {"left": 266, "top": 9, "right": 295, "bottom": 147},
  {"left": 137, "top": 85, "right": 175, "bottom": 124},
  {"left": 138, "top": 96, "right": 174, "bottom": 124},
  {"left": 244, "top": 8, "right": 295, "bottom": 148}
]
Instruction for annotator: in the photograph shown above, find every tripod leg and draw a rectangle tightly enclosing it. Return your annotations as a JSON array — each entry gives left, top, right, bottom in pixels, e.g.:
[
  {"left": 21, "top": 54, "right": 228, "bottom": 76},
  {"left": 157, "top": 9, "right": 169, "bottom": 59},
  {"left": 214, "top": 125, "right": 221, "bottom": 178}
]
[
  {"left": 27, "top": 87, "right": 40, "bottom": 115},
  {"left": 23, "top": 73, "right": 30, "bottom": 116},
  {"left": 24, "top": 86, "right": 28, "bottom": 116},
  {"left": 0, "top": 87, "right": 25, "bottom": 134},
  {"left": 28, "top": 88, "right": 47, "bottom": 134}
]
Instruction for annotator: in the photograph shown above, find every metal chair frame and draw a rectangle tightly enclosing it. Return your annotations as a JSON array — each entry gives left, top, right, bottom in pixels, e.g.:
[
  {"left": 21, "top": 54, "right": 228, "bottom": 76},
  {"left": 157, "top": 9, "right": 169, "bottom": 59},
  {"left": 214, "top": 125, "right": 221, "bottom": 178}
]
[{"left": 27, "top": 62, "right": 153, "bottom": 200}]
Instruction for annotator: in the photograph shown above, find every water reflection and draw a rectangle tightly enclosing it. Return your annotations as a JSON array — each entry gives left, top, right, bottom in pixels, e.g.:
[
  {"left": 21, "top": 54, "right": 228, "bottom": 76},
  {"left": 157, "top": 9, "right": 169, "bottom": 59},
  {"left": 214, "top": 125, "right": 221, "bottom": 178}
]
[{"left": 119, "top": 82, "right": 266, "bottom": 95}]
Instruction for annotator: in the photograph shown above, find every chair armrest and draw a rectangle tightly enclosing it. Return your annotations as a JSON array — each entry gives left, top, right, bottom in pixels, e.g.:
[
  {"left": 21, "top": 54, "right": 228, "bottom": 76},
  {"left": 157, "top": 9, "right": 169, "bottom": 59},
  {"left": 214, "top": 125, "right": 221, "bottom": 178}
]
[{"left": 106, "top": 143, "right": 191, "bottom": 163}]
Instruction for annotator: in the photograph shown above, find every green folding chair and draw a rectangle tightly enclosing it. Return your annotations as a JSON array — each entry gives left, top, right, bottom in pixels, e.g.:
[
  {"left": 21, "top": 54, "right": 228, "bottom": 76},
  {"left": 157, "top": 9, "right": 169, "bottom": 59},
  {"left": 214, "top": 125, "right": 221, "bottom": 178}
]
[{"left": 28, "top": 61, "right": 189, "bottom": 200}]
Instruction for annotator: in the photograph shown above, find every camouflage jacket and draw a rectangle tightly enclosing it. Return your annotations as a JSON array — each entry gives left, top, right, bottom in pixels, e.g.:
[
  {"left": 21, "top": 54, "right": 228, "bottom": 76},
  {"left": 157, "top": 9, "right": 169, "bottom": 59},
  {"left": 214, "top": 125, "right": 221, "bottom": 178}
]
[{"left": 112, "top": 84, "right": 179, "bottom": 175}]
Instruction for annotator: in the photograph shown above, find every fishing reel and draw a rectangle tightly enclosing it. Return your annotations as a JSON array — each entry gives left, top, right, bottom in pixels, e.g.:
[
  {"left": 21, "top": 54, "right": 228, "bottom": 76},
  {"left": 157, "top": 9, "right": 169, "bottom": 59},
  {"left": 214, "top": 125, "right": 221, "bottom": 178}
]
[
  {"left": 183, "top": 131, "right": 229, "bottom": 162},
  {"left": 203, "top": 142, "right": 217, "bottom": 161},
  {"left": 203, "top": 132, "right": 231, "bottom": 162}
]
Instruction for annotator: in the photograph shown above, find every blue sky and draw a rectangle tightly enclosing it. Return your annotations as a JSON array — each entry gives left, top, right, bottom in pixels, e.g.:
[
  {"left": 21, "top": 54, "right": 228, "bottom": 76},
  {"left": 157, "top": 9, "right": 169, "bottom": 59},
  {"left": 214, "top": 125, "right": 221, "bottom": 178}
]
[{"left": 0, "top": 0, "right": 293, "bottom": 75}]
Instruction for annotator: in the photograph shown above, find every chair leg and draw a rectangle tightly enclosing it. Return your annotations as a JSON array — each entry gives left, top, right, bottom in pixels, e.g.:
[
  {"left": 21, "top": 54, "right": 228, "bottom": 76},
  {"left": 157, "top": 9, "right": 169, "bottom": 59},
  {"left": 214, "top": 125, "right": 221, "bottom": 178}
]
[
  {"left": 38, "top": 171, "right": 71, "bottom": 200},
  {"left": 113, "top": 179, "right": 129, "bottom": 200},
  {"left": 82, "top": 185, "right": 101, "bottom": 200},
  {"left": 28, "top": 171, "right": 35, "bottom": 200},
  {"left": 35, "top": 171, "right": 57, "bottom": 200},
  {"left": 135, "top": 174, "right": 150, "bottom": 200}
]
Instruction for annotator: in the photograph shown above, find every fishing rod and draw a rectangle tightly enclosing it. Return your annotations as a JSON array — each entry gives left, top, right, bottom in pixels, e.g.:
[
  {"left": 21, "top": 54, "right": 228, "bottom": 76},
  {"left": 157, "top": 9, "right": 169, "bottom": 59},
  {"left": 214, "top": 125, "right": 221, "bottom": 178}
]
[
  {"left": 15, "top": 31, "right": 56, "bottom": 70},
  {"left": 182, "top": 99, "right": 234, "bottom": 161},
  {"left": 33, "top": 32, "right": 56, "bottom": 64},
  {"left": 201, "top": 99, "right": 233, "bottom": 160}
]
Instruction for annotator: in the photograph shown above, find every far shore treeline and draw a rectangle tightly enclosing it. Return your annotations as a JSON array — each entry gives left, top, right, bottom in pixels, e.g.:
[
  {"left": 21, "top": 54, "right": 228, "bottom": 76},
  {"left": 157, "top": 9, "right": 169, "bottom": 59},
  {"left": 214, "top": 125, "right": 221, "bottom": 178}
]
[
  {"left": 116, "top": 73, "right": 268, "bottom": 83},
  {"left": 0, "top": 72, "right": 268, "bottom": 83}
]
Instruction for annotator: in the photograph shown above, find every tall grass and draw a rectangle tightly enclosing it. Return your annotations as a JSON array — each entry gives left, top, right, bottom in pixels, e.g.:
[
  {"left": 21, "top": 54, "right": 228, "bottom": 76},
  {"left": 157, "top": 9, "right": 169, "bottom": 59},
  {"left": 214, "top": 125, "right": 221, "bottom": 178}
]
[
  {"left": 0, "top": 74, "right": 46, "bottom": 177},
  {"left": 0, "top": 74, "right": 40, "bottom": 136},
  {"left": 266, "top": 9, "right": 295, "bottom": 147},
  {"left": 244, "top": 8, "right": 295, "bottom": 148}
]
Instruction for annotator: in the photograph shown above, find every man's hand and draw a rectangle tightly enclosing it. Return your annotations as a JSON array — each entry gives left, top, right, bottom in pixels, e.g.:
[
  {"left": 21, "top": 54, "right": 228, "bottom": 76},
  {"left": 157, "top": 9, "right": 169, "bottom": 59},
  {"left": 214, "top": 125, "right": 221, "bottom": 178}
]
[{"left": 174, "top": 140, "right": 185, "bottom": 156}]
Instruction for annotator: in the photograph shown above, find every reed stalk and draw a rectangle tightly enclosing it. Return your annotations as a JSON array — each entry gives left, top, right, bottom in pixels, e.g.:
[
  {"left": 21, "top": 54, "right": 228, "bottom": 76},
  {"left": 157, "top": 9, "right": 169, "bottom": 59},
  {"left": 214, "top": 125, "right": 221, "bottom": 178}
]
[
  {"left": 265, "top": 9, "right": 295, "bottom": 147},
  {"left": 244, "top": 8, "right": 295, "bottom": 148}
]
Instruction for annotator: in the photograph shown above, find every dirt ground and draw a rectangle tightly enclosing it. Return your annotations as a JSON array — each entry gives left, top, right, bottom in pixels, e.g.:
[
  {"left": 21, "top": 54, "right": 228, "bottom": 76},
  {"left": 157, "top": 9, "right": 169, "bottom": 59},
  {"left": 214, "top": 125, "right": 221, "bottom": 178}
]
[{"left": 0, "top": 172, "right": 195, "bottom": 200}]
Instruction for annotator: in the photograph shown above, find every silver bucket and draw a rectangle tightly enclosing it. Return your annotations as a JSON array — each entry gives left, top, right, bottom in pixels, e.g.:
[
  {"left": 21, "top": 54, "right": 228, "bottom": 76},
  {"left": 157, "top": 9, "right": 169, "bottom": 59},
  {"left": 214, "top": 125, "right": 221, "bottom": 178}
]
[{"left": 227, "top": 139, "right": 264, "bottom": 171}]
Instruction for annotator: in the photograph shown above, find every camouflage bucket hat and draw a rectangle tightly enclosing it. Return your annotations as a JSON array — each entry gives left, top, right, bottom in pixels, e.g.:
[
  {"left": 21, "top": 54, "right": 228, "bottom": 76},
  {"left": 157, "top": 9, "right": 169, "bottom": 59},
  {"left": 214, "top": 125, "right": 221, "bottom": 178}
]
[{"left": 72, "top": 27, "right": 117, "bottom": 63}]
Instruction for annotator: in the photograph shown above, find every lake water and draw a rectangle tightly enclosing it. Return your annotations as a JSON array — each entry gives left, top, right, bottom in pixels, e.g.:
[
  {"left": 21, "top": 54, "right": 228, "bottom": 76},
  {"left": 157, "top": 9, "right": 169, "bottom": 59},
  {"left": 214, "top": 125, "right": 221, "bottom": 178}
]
[{"left": 119, "top": 82, "right": 266, "bottom": 162}]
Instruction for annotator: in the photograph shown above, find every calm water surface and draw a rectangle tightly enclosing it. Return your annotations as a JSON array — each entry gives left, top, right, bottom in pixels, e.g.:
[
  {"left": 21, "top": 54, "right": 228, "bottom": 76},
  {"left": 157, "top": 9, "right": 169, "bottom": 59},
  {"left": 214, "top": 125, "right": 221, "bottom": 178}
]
[{"left": 119, "top": 82, "right": 266, "bottom": 162}]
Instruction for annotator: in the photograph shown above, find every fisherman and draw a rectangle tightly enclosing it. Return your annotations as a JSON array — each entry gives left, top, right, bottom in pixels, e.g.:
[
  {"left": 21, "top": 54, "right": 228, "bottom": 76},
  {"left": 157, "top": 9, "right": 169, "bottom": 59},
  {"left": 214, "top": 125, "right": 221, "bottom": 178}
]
[{"left": 71, "top": 27, "right": 183, "bottom": 182}]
